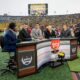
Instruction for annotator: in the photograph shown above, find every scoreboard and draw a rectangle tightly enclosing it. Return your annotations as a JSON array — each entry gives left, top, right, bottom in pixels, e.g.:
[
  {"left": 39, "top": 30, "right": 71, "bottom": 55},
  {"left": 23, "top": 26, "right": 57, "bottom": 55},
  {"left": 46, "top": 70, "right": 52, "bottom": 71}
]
[{"left": 28, "top": 4, "right": 48, "bottom": 16}]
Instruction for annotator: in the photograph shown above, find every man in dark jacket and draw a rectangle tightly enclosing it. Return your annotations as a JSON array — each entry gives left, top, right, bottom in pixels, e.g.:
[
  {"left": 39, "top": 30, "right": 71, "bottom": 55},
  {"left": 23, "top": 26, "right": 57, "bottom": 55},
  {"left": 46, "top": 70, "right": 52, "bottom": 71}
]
[
  {"left": 75, "top": 27, "right": 80, "bottom": 45},
  {"left": 44, "top": 25, "right": 56, "bottom": 39},
  {"left": 60, "top": 24, "right": 72, "bottom": 38},
  {"left": 18, "top": 23, "right": 32, "bottom": 41},
  {"left": 3, "top": 22, "right": 17, "bottom": 52}
]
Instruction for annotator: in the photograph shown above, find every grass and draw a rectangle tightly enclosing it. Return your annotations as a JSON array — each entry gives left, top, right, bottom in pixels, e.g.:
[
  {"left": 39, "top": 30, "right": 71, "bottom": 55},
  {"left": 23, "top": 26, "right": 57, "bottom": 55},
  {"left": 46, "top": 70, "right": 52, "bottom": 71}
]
[
  {"left": 68, "top": 58, "right": 80, "bottom": 72},
  {"left": 77, "top": 48, "right": 80, "bottom": 58},
  {"left": 67, "top": 48, "right": 80, "bottom": 72},
  {"left": 0, "top": 49, "right": 72, "bottom": 80}
]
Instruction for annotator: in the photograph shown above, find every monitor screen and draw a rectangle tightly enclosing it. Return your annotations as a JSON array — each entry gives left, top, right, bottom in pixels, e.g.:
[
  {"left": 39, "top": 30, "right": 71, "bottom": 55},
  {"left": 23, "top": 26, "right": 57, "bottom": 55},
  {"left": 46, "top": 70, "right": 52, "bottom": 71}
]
[{"left": 28, "top": 4, "right": 48, "bottom": 16}]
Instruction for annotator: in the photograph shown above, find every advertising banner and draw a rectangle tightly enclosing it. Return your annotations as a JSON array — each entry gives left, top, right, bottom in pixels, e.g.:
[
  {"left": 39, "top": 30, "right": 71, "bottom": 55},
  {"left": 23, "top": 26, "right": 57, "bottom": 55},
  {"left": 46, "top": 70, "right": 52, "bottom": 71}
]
[{"left": 51, "top": 39, "right": 60, "bottom": 50}]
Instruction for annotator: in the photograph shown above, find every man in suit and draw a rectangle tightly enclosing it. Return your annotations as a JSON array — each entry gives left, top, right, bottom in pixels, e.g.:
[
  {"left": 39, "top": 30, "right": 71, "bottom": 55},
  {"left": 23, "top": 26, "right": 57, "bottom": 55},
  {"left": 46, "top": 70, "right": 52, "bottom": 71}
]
[
  {"left": 44, "top": 25, "right": 56, "bottom": 39},
  {"left": 18, "top": 23, "right": 32, "bottom": 41},
  {"left": 60, "top": 24, "right": 72, "bottom": 38}
]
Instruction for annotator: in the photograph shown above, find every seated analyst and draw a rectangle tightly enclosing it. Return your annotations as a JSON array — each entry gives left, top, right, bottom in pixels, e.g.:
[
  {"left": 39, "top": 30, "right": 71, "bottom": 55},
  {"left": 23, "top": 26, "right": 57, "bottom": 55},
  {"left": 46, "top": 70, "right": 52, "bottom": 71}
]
[
  {"left": 18, "top": 23, "right": 32, "bottom": 41},
  {"left": 31, "top": 23, "right": 43, "bottom": 40},
  {"left": 60, "top": 24, "right": 72, "bottom": 38},
  {"left": 44, "top": 25, "right": 56, "bottom": 39}
]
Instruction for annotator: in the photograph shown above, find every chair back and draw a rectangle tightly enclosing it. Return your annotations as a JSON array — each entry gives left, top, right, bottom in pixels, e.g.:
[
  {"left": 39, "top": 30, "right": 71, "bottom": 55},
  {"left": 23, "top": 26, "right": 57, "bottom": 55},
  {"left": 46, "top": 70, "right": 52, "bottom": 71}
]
[
  {"left": 0, "top": 36, "right": 4, "bottom": 49},
  {"left": 0, "top": 36, "right": 10, "bottom": 52}
]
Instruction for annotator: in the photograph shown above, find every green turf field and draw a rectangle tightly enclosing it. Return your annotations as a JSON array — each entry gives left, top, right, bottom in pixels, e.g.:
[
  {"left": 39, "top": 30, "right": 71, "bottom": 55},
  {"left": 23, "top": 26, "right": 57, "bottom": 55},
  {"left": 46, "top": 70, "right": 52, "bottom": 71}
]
[
  {"left": 77, "top": 49, "right": 80, "bottom": 58},
  {"left": 67, "top": 49, "right": 80, "bottom": 72},
  {"left": 68, "top": 58, "right": 80, "bottom": 72},
  {"left": 0, "top": 50, "right": 72, "bottom": 80}
]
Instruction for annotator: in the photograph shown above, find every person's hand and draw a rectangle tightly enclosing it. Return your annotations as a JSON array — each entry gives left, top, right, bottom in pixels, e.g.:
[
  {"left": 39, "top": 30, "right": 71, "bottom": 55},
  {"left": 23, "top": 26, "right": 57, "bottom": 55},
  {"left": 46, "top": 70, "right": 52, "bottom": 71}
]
[{"left": 38, "top": 36, "right": 44, "bottom": 40}]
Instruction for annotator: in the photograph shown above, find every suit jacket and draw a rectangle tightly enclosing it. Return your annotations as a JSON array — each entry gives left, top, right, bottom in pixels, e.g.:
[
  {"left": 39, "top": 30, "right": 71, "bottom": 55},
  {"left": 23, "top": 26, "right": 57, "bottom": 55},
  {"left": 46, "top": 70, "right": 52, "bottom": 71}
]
[
  {"left": 3, "top": 29, "right": 17, "bottom": 52},
  {"left": 18, "top": 29, "right": 31, "bottom": 41},
  {"left": 60, "top": 29, "right": 72, "bottom": 38},
  {"left": 44, "top": 29, "right": 56, "bottom": 39}
]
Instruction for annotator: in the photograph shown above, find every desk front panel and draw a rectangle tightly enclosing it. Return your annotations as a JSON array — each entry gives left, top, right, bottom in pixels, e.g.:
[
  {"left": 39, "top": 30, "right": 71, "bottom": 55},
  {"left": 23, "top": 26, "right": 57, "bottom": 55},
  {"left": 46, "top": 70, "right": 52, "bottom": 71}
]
[
  {"left": 16, "top": 45, "right": 37, "bottom": 77},
  {"left": 70, "top": 39, "right": 77, "bottom": 60},
  {"left": 37, "top": 40, "right": 71, "bottom": 69}
]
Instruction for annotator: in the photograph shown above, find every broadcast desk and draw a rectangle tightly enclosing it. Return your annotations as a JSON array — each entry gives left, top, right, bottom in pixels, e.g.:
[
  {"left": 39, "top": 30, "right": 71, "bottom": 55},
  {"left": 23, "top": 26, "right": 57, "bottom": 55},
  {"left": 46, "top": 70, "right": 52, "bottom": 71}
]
[{"left": 16, "top": 38, "right": 77, "bottom": 77}]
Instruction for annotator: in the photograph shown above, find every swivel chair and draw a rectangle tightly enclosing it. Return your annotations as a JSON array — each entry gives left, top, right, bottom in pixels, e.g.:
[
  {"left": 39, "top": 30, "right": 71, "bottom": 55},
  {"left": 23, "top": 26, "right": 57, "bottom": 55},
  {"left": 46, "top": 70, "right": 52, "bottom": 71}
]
[{"left": 0, "top": 36, "right": 17, "bottom": 76}]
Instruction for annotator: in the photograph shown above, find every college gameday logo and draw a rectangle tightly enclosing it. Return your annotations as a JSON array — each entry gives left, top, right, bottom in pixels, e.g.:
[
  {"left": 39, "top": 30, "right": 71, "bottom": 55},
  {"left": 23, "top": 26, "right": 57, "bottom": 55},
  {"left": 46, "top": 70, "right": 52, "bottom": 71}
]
[
  {"left": 21, "top": 56, "right": 32, "bottom": 66},
  {"left": 72, "top": 47, "right": 76, "bottom": 53}
]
